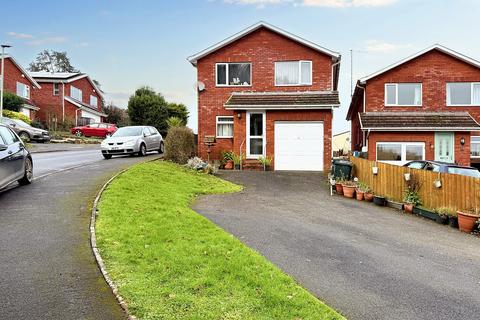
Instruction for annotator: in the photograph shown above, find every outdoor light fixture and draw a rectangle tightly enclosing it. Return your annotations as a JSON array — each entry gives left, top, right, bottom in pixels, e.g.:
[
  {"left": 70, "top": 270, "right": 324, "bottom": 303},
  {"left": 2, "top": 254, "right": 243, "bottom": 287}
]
[
  {"left": 460, "top": 137, "right": 465, "bottom": 145},
  {"left": 237, "top": 113, "right": 241, "bottom": 119}
]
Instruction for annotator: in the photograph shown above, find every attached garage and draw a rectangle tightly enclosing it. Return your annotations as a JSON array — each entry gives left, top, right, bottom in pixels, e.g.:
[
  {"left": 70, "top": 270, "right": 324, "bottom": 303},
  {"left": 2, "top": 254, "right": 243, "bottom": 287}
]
[{"left": 274, "top": 121, "right": 324, "bottom": 171}]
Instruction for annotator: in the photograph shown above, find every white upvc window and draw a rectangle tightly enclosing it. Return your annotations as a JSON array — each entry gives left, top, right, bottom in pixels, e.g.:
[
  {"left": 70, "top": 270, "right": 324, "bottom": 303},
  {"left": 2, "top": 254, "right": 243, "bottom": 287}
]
[
  {"left": 385, "top": 83, "right": 422, "bottom": 106},
  {"left": 70, "top": 86, "right": 82, "bottom": 101},
  {"left": 446, "top": 82, "right": 480, "bottom": 106},
  {"left": 275, "top": 60, "right": 312, "bottom": 86},
  {"left": 376, "top": 142, "right": 425, "bottom": 165},
  {"left": 16, "top": 82, "right": 30, "bottom": 99},
  {"left": 90, "top": 95, "right": 98, "bottom": 107},
  {"left": 471, "top": 136, "right": 480, "bottom": 158},
  {"left": 216, "top": 63, "right": 251, "bottom": 86},
  {"left": 53, "top": 83, "right": 60, "bottom": 95},
  {"left": 216, "top": 116, "right": 234, "bottom": 138}
]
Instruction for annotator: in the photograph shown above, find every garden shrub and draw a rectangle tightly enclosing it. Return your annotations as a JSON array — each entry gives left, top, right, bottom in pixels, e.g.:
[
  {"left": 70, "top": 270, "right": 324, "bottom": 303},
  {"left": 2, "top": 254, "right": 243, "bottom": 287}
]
[
  {"left": 164, "top": 126, "right": 195, "bottom": 164},
  {"left": 3, "top": 109, "right": 31, "bottom": 124}
]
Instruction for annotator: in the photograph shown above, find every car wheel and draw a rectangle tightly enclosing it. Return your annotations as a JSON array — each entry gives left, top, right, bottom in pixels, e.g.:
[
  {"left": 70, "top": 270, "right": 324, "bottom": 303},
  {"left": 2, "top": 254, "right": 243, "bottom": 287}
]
[
  {"left": 103, "top": 154, "right": 112, "bottom": 160},
  {"left": 19, "top": 131, "right": 30, "bottom": 142},
  {"left": 18, "top": 157, "right": 33, "bottom": 185},
  {"left": 158, "top": 142, "right": 165, "bottom": 154},
  {"left": 75, "top": 130, "right": 83, "bottom": 137},
  {"left": 138, "top": 143, "right": 146, "bottom": 157}
]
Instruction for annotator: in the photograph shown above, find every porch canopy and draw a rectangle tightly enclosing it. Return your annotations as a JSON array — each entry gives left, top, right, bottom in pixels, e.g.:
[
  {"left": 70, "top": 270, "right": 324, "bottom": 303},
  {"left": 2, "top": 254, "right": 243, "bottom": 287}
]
[
  {"left": 224, "top": 91, "right": 340, "bottom": 110},
  {"left": 359, "top": 112, "right": 480, "bottom": 131}
]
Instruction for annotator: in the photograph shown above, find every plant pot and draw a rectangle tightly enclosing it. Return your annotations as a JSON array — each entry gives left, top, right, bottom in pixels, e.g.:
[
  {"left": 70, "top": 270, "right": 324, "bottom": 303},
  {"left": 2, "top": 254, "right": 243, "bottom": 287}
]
[
  {"left": 373, "top": 195, "right": 386, "bottom": 206},
  {"left": 234, "top": 164, "right": 241, "bottom": 170},
  {"left": 457, "top": 211, "right": 480, "bottom": 233},
  {"left": 448, "top": 216, "right": 459, "bottom": 229},
  {"left": 263, "top": 165, "right": 270, "bottom": 171},
  {"left": 355, "top": 190, "right": 364, "bottom": 201},
  {"left": 335, "top": 183, "right": 343, "bottom": 195},
  {"left": 413, "top": 207, "right": 438, "bottom": 221},
  {"left": 435, "top": 215, "right": 449, "bottom": 225},
  {"left": 364, "top": 192, "right": 374, "bottom": 202},
  {"left": 224, "top": 160, "right": 234, "bottom": 170},
  {"left": 372, "top": 166, "right": 379, "bottom": 175},
  {"left": 404, "top": 203, "right": 414, "bottom": 214},
  {"left": 342, "top": 185, "right": 355, "bottom": 198}
]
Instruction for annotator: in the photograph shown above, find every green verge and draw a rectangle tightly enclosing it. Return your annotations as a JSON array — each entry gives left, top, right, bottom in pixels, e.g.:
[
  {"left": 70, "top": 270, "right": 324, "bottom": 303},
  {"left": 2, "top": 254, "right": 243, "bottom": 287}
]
[{"left": 96, "top": 161, "right": 345, "bottom": 320}]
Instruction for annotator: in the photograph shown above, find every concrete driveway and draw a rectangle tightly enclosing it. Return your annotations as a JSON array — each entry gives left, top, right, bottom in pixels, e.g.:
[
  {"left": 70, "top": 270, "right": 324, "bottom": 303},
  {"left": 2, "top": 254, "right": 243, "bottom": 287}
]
[{"left": 193, "top": 171, "right": 480, "bottom": 320}]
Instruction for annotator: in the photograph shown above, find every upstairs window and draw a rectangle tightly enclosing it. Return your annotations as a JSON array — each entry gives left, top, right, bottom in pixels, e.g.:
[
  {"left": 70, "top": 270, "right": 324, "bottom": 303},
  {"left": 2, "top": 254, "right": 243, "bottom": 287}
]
[
  {"left": 216, "top": 116, "right": 233, "bottom": 138},
  {"left": 53, "top": 83, "right": 60, "bottom": 95},
  {"left": 70, "top": 86, "right": 82, "bottom": 101},
  {"left": 90, "top": 95, "right": 98, "bottom": 107},
  {"left": 385, "top": 83, "right": 422, "bottom": 106},
  {"left": 275, "top": 61, "right": 312, "bottom": 86},
  {"left": 446, "top": 82, "right": 480, "bottom": 106},
  {"left": 16, "top": 82, "right": 30, "bottom": 99},
  {"left": 216, "top": 63, "right": 251, "bottom": 86}
]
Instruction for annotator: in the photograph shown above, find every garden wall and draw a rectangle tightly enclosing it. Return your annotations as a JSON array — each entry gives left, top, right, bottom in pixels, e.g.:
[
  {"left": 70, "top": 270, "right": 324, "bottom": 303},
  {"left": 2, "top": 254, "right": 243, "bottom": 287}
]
[{"left": 350, "top": 157, "right": 480, "bottom": 212}]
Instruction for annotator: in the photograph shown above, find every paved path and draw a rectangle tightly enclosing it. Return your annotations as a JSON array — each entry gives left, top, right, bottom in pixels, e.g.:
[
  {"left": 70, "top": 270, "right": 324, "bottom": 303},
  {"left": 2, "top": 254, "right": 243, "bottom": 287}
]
[
  {"left": 0, "top": 149, "right": 161, "bottom": 319},
  {"left": 194, "top": 171, "right": 480, "bottom": 320},
  {"left": 28, "top": 142, "right": 100, "bottom": 154}
]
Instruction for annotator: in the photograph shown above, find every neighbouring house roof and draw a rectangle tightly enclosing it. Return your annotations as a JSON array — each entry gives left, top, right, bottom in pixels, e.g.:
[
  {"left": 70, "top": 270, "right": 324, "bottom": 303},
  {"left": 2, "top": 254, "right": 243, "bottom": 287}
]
[
  {"left": 65, "top": 96, "right": 107, "bottom": 117},
  {"left": 31, "top": 72, "right": 105, "bottom": 100},
  {"left": 187, "top": 21, "right": 340, "bottom": 66},
  {"left": 359, "top": 112, "right": 480, "bottom": 131},
  {"left": 333, "top": 130, "right": 351, "bottom": 137},
  {"left": 3, "top": 55, "right": 41, "bottom": 89},
  {"left": 224, "top": 91, "right": 340, "bottom": 110}
]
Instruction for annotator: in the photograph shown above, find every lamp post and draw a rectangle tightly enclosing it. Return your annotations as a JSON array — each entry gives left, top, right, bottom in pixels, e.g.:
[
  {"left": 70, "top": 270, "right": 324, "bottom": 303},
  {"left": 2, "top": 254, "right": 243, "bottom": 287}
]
[{"left": 0, "top": 44, "right": 12, "bottom": 120}]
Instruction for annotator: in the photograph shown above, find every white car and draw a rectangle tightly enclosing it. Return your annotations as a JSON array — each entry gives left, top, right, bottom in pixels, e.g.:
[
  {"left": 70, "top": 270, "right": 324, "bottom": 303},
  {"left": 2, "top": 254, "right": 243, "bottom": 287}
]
[{"left": 101, "top": 126, "right": 164, "bottom": 159}]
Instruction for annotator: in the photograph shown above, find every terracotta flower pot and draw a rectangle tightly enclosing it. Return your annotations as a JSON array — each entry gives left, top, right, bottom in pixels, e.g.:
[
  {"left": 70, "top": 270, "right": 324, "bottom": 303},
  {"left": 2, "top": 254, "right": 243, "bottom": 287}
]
[
  {"left": 335, "top": 183, "right": 343, "bottom": 195},
  {"left": 224, "top": 160, "right": 234, "bottom": 170},
  {"left": 364, "top": 192, "right": 374, "bottom": 202},
  {"left": 404, "top": 203, "right": 414, "bottom": 214},
  {"left": 355, "top": 190, "right": 364, "bottom": 201},
  {"left": 457, "top": 210, "right": 480, "bottom": 233},
  {"left": 342, "top": 185, "right": 355, "bottom": 198}
]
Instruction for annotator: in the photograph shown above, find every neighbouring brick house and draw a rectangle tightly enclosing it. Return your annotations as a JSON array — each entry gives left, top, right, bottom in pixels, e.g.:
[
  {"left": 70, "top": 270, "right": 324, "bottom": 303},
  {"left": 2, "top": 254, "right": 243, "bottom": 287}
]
[
  {"left": 30, "top": 72, "right": 107, "bottom": 128},
  {"left": 188, "top": 21, "right": 341, "bottom": 171},
  {"left": 347, "top": 44, "right": 480, "bottom": 169},
  {"left": 1, "top": 55, "right": 41, "bottom": 120}
]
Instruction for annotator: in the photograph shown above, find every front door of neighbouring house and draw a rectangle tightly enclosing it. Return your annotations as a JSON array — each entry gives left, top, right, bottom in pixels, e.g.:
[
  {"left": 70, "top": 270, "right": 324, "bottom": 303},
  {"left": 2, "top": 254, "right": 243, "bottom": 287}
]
[
  {"left": 435, "top": 132, "right": 454, "bottom": 163},
  {"left": 246, "top": 111, "right": 265, "bottom": 158}
]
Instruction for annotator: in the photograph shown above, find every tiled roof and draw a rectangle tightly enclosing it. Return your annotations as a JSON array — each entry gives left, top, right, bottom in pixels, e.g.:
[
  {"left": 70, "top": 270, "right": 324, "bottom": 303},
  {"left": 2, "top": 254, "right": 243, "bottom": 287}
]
[
  {"left": 360, "top": 112, "right": 480, "bottom": 131},
  {"left": 224, "top": 91, "right": 340, "bottom": 109}
]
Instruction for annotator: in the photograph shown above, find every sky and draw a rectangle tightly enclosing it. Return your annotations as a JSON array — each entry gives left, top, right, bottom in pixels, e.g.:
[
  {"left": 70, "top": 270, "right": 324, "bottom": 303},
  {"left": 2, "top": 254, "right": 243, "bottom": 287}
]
[{"left": 2, "top": 0, "right": 480, "bottom": 133}]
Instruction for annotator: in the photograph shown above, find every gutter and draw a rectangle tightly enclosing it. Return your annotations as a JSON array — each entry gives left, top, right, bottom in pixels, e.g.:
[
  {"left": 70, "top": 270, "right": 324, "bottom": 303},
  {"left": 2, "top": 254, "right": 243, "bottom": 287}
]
[{"left": 331, "top": 57, "right": 341, "bottom": 91}]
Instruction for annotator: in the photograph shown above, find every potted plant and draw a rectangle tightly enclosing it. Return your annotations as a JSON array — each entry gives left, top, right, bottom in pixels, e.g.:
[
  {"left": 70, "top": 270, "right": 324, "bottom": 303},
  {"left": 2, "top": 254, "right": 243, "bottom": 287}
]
[
  {"left": 373, "top": 194, "right": 386, "bottom": 206},
  {"left": 434, "top": 208, "right": 449, "bottom": 225},
  {"left": 334, "top": 175, "right": 345, "bottom": 195},
  {"left": 457, "top": 208, "right": 480, "bottom": 233},
  {"left": 341, "top": 180, "right": 356, "bottom": 198},
  {"left": 403, "top": 174, "right": 421, "bottom": 214},
  {"left": 364, "top": 186, "right": 374, "bottom": 202},
  {"left": 258, "top": 156, "right": 272, "bottom": 171},
  {"left": 231, "top": 152, "right": 243, "bottom": 170},
  {"left": 355, "top": 181, "right": 369, "bottom": 201},
  {"left": 221, "top": 151, "right": 234, "bottom": 170}
]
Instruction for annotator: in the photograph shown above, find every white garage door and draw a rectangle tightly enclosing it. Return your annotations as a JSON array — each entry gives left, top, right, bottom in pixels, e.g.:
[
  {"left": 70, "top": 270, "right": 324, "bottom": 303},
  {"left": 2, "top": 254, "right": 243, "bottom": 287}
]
[
  {"left": 274, "top": 121, "right": 324, "bottom": 171},
  {"left": 81, "top": 110, "right": 101, "bottom": 123}
]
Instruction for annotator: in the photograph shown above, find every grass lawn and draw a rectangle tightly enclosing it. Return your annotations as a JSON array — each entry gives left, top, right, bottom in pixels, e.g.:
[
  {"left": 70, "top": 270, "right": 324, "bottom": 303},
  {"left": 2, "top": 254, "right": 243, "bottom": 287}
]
[{"left": 96, "top": 161, "right": 345, "bottom": 320}]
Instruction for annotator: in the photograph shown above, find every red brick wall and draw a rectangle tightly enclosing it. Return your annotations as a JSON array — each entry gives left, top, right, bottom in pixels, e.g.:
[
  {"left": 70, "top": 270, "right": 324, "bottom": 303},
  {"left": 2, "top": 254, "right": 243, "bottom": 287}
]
[
  {"left": 367, "top": 131, "right": 471, "bottom": 166},
  {"left": 196, "top": 27, "right": 335, "bottom": 168},
  {"left": 1, "top": 57, "right": 38, "bottom": 106}
]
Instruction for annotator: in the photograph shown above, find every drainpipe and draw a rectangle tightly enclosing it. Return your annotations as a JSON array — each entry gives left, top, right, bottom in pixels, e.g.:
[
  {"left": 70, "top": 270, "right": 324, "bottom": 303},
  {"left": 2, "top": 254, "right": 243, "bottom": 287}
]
[
  {"left": 355, "top": 83, "right": 367, "bottom": 148},
  {"left": 62, "top": 82, "right": 65, "bottom": 122}
]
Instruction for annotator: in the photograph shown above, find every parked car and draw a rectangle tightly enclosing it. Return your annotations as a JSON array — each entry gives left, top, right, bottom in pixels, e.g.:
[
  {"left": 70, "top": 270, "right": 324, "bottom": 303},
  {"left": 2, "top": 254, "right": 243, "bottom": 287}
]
[
  {"left": 1, "top": 117, "right": 50, "bottom": 142},
  {"left": 0, "top": 123, "right": 33, "bottom": 189},
  {"left": 71, "top": 123, "right": 117, "bottom": 138},
  {"left": 404, "top": 160, "right": 480, "bottom": 178},
  {"left": 100, "top": 125, "right": 164, "bottom": 159}
]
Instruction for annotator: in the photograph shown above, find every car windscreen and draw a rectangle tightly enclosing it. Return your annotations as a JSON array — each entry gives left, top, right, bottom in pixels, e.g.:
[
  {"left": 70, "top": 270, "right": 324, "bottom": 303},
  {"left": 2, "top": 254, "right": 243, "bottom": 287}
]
[
  {"left": 447, "top": 167, "right": 480, "bottom": 178},
  {"left": 112, "top": 127, "right": 143, "bottom": 137},
  {"left": 13, "top": 119, "right": 31, "bottom": 127}
]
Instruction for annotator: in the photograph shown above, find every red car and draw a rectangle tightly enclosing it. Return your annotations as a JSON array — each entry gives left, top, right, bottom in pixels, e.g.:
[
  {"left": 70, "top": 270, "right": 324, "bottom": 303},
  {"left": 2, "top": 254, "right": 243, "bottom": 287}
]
[{"left": 71, "top": 123, "right": 117, "bottom": 138}]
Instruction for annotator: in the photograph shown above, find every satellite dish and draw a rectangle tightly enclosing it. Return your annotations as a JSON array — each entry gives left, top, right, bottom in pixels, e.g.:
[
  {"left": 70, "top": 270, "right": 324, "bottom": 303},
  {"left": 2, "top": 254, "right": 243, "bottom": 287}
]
[{"left": 197, "top": 81, "right": 205, "bottom": 92}]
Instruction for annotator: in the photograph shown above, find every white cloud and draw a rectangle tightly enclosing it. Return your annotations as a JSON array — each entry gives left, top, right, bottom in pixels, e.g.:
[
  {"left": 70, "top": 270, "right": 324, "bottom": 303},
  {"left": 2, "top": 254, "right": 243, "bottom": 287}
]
[
  {"left": 302, "top": 0, "right": 397, "bottom": 7},
  {"left": 6, "top": 32, "right": 34, "bottom": 39},
  {"left": 364, "top": 40, "right": 412, "bottom": 53},
  {"left": 26, "top": 36, "right": 68, "bottom": 46}
]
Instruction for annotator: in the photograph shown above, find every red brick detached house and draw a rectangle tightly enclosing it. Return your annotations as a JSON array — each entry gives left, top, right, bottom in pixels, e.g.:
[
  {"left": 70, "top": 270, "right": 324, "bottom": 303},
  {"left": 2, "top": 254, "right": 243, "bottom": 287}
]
[
  {"left": 347, "top": 44, "right": 480, "bottom": 168},
  {"left": 188, "top": 22, "right": 341, "bottom": 171},
  {"left": 1, "top": 55, "right": 41, "bottom": 120},
  {"left": 30, "top": 72, "right": 107, "bottom": 127}
]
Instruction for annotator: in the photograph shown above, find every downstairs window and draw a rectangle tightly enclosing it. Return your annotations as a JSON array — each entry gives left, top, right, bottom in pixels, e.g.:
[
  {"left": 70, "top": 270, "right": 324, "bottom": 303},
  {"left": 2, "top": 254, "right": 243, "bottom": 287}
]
[{"left": 376, "top": 142, "right": 425, "bottom": 165}]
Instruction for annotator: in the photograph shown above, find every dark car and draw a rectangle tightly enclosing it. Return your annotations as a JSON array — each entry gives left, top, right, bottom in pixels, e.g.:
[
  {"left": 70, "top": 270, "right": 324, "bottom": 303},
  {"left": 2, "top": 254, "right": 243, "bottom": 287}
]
[
  {"left": 0, "top": 123, "right": 33, "bottom": 189},
  {"left": 71, "top": 123, "right": 117, "bottom": 138},
  {"left": 404, "top": 160, "right": 480, "bottom": 178},
  {"left": 1, "top": 117, "right": 50, "bottom": 142}
]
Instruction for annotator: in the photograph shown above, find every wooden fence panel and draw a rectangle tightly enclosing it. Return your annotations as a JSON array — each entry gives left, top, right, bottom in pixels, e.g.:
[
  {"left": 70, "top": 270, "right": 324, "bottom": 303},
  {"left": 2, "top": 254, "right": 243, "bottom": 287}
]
[{"left": 350, "top": 157, "right": 480, "bottom": 211}]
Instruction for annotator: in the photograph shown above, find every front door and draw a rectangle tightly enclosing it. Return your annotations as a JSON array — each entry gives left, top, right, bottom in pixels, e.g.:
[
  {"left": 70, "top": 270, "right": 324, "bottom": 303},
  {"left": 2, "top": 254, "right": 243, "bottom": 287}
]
[
  {"left": 246, "top": 111, "right": 265, "bottom": 159},
  {"left": 435, "top": 132, "right": 454, "bottom": 163}
]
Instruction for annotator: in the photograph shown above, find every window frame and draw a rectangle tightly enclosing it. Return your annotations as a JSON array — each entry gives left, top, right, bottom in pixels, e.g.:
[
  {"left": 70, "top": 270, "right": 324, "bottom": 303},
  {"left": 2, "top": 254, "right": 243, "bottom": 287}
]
[
  {"left": 376, "top": 141, "right": 425, "bottom": 165},
  {"left": 246, "top": 111, "right": 266, "bottom": 159},
  {"left": 53, "top": 83, "right": 60, "bottom": 96},
  {"left": 215, "top": 62, "right": 252, "bottom": 87},
  {"left": 70, "top": 85, "right": 83, "bottom": 101},
  {"left": 446, "top": 82, "right": 480, "bottom": 106},
  {"left": 384, "top": 83, "right": 422, "bottom": 107},
  {"left": 274, "top": 60, "right": 313, "bottom": 86},
  {"left": 471, "top": 136, "right": 480, "bottom": 158},
  {"left": 90, "top": 95, "right": 98, "bottom": 107},
  {"left": 215, "top": 116, "right": 234, "bottom": 138},
  {"left": 16, "top": 82, "right": 30, "bottom": 99}
]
